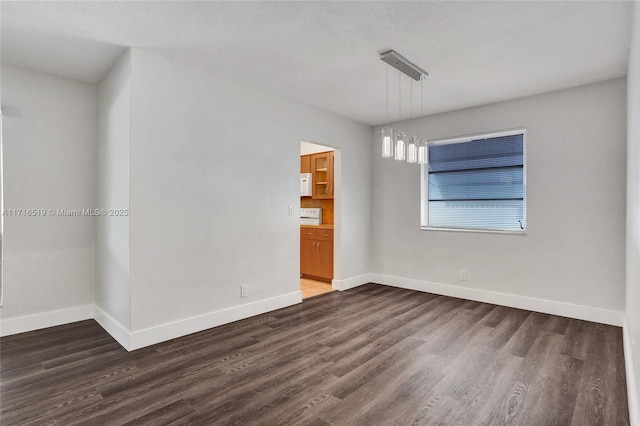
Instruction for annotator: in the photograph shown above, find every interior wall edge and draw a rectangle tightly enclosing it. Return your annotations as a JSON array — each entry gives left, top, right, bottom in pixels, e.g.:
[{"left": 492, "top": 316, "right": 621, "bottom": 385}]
[
  {"left": 0, "top": 304, "right": 93, "bottom": 337},
  {"left": 94, "top": 304, "right": 131, "bottom": 350},
  {"left": 369, "top": 273, "right": 623, "bottom": 327},
  {"left": 623, "top": 317, "right": 640, "bottom": 426},
  {"left": 332, "top": 273, "right": 372, "bottom": 291}
]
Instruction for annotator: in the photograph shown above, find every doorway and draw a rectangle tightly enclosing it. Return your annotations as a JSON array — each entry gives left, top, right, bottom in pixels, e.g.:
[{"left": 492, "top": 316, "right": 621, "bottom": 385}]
[{"left": 299, "top": 141, "right": 336, "bottom": 299}]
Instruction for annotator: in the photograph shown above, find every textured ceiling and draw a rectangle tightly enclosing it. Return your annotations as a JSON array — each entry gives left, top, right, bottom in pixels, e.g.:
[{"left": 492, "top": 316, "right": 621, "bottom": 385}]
[{"left": 0, "top": 1, "right": 633, "bottom": 126}]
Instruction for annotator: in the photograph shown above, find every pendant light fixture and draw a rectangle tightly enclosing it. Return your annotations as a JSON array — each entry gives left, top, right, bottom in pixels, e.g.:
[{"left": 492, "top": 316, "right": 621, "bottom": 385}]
[
  {"left": 381, "top": 127, "right": 394, "bottom": 158},
  {"left": 395, "top": 132, "right": 406, "bottom": 161},
  {"left": 381, "top": 63, "right": 394, "bottom": 158},
  {"left": 417, "top": 139, "right": 427, "bottom": 164},
  {"left": 380, "top": 50, "right": 430, "bottom": 165},
  {"left": 407, "top": 136, "right": 418, "bottom": 163}
]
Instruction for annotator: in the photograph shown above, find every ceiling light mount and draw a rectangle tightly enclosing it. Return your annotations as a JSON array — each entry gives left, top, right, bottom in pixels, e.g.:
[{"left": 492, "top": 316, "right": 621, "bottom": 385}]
[{"left": 380, "top": 50, "right": 429, "bottom": 81}]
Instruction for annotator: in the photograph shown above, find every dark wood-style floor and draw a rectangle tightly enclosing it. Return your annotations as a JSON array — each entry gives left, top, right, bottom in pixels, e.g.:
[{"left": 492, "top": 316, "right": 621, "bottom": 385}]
[{"left": 0, "top": 284, "right": 629, "bottom": 425}]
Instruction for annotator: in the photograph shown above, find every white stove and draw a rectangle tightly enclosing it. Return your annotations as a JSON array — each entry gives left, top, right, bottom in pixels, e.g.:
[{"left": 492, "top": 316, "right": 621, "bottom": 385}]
[{"left": 300, "top": 208, "right": 322, "bottom": 226}]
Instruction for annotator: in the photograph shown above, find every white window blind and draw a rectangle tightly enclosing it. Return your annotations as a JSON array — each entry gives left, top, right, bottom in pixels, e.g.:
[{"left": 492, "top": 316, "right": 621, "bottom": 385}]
[{"left": 423, "top": 130, "right": 526, "bottom": 232}]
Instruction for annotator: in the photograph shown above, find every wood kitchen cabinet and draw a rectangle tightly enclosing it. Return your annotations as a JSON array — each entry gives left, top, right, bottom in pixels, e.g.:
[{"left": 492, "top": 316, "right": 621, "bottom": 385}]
[
  {"left": 310, "top": 151, "right": 334, "bottom": 199},
  {"left": 300, "top": 227, "right": 333, "bottom": 281},
  {"left": 300, "top": 155, "right": 311, "bottom": 173}
]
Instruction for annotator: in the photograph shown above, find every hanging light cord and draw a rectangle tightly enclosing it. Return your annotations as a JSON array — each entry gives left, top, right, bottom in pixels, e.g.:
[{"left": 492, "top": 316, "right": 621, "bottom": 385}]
[
  {"left": 386, "top": 64, "right": 389, "bottom": 123},
  {"left": 398, "top": 70, "right": 401, "bottom": 121},
  {"left": 410, "top": 79, "right": 413, "bottom": 119}
]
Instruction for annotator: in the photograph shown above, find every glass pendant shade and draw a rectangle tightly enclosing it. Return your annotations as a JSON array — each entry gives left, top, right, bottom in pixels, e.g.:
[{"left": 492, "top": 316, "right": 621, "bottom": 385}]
[
  {"left": 394, "top": 132, "right": 406, "bottom": 161},
  {"left": 381, "top": 126, "right": 394, "bottom": 158},
  {"left": 417, "top": 139, "right": 427, "bottom": 164},
  {"left": 407, "top": 136, "right": 418, "bottom": 163}
]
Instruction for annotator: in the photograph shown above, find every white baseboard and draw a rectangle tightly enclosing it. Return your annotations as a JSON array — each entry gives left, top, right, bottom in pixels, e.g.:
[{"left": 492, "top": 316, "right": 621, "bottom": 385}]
[
  {"left": 1, "top": 292, "right": 302, "bottom": 352},
  {"left": 127, "top": 291, "right": 302, "bottom": 351},
  {"left": 369, "top": 273, "right": 623, "bottom": 326},
  {"left": 332, "top": 274, "right": 372, "bottom": 291},
  {"left": 623, "top": 318, "right": 640, "bottom": 426},
  {"left": 93, "top": 305, "right": 131, "bottom": 350},
  {"left": 0, "top": 304, "right": 94, "bottom": 337}
]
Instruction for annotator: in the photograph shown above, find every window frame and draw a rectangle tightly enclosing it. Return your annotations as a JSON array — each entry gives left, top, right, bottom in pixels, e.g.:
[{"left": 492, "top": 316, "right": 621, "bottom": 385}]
[{"left": 420, "top": 128, "right": 527, "bottom": 235}]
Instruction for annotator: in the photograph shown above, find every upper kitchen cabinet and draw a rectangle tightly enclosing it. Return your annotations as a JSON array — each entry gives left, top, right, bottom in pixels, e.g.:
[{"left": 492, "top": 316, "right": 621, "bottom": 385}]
[
  {"left": 300, "top": 155, "right": 311, "bottom": 174},
  {"left": 311, "top": 151, "right": 334, "bottom": 199}
]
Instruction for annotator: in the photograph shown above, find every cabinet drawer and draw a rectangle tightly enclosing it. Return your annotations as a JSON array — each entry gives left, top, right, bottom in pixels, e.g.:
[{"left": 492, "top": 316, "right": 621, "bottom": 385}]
[
  {"left": 317, "top": 229, "right": 333, "bottom": 242},
  {"left": 300, "top": 228, "right": 318, "bottom": 240}
]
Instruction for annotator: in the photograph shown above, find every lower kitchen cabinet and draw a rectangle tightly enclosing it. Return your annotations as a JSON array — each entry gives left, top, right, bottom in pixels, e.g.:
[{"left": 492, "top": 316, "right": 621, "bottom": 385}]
[{"left": 300, "top": 228, "right": 333, "bottom": 281}]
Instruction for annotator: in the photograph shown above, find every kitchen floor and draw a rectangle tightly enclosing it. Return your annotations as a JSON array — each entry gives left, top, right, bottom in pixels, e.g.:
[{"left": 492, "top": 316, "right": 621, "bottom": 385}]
[{"left": 300, "top": 277, "right": 334, "bottom": 298}]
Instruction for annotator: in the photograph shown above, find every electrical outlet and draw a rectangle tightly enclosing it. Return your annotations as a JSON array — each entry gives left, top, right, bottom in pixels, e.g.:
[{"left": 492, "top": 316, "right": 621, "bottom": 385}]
[
  {"left": 459, "top": 270, "right": 467, "bottom": 281},
  {"left": 241, "top": 284, "right": 248, "bottom": 298}
]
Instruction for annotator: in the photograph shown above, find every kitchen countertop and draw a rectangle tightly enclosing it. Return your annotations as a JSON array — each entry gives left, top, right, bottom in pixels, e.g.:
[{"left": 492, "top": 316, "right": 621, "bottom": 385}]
[{"left": 300, "top": 224, "right": 334, "bottom": 230}]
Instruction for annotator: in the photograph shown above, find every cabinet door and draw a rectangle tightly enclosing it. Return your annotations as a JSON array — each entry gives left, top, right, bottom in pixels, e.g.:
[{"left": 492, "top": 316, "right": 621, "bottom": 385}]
[
  {"left": 327, "top": 152, "right": 334, "bottom": 198},
  {"left": 300, "top": 238, "right": 318, "bottom": 276},
  {"left": 300, "top": 155, "right": 311, "bottom": 174},
  {"left": 311, "top": 152, "right": 333, "bottom": 199},
  {"left": 317, "top": 240, "right": 334, "bottom": 280}
]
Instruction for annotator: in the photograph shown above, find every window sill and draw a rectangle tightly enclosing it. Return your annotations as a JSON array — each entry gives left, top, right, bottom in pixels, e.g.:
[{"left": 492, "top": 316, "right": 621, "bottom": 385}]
[{"left": 421, "top": 226, "right": 526, "bottom": 236}]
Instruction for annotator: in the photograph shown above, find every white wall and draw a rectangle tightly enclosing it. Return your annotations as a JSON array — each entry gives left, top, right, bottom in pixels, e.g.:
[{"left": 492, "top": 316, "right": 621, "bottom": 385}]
[
  {"left": 625, "top": 3, "right": 640, "bottom": 423},
  {"left": 95, "top": 51, "right": 131, "bottom": 332},
  {"left": 372, "top": 79, "right": 627, "bottom": 321},
  {"left": 0, "top": 64, "right": 96, "bottom": 330},
  {"left": 128, "top": 49, "right": 371, "bottom": 335},
  {"left": 301, "top": 141, "right": 334, "bottom": 155}
]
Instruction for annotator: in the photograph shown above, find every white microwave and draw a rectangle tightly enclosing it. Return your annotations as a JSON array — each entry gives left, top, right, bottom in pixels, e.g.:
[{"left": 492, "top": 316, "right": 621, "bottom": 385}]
[{"left": 300, "top": 173, "right": 312, "bottom": 196}]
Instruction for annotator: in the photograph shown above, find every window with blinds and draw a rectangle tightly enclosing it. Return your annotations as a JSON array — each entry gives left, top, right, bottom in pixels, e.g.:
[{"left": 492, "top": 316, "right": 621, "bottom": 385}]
[{"left": 422, "top": 130, "right": 526, "bottom": 233}]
